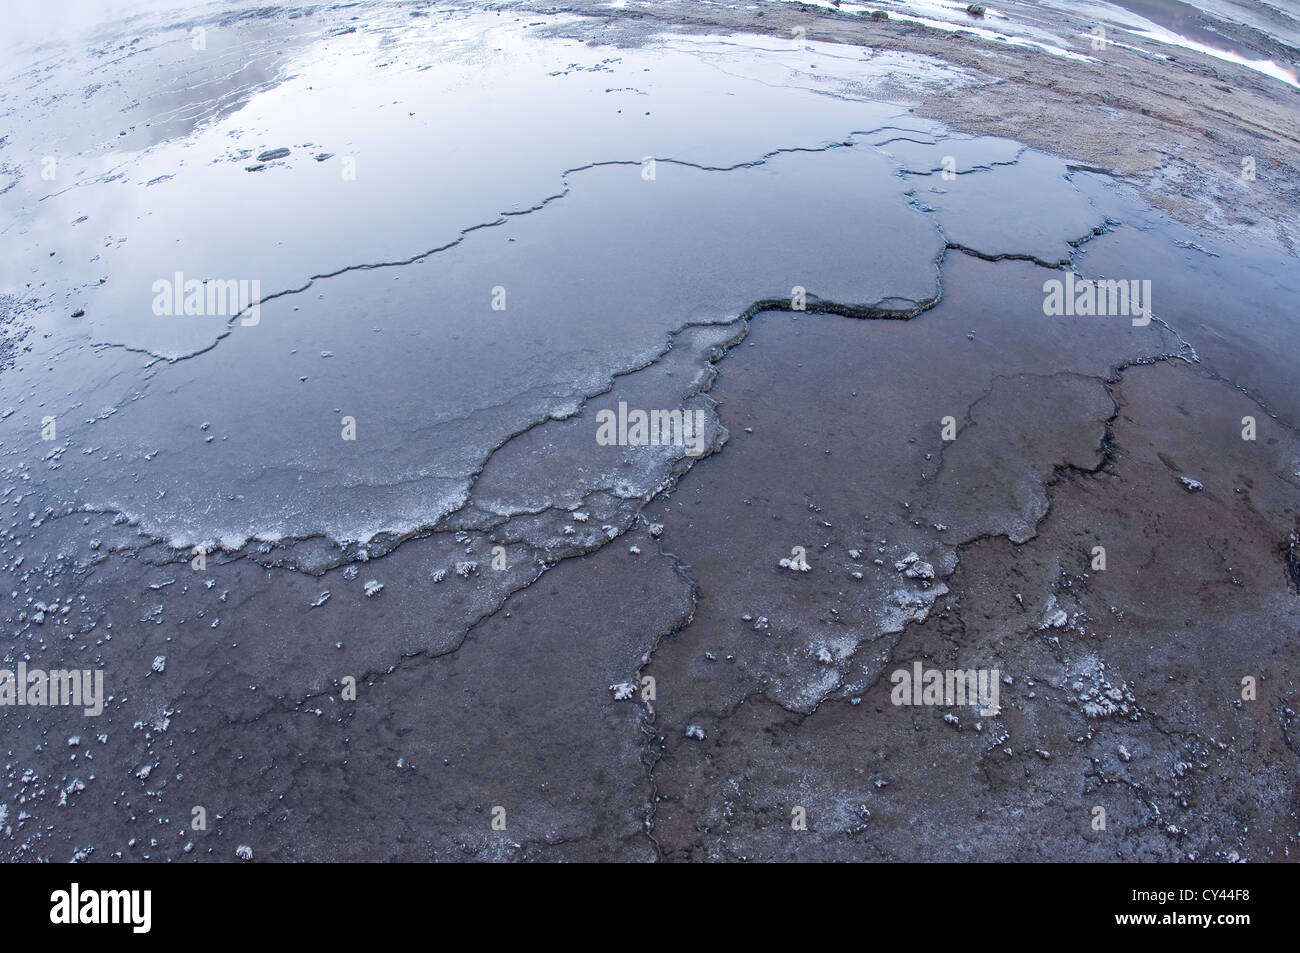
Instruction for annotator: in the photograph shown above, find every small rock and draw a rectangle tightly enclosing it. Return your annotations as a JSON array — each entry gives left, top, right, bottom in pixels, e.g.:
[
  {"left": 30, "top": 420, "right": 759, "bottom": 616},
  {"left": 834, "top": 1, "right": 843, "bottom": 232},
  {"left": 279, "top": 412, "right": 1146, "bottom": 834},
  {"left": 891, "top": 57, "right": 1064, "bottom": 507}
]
[{"left": 904, "top": 561, "right": 934, "bottom": 581}]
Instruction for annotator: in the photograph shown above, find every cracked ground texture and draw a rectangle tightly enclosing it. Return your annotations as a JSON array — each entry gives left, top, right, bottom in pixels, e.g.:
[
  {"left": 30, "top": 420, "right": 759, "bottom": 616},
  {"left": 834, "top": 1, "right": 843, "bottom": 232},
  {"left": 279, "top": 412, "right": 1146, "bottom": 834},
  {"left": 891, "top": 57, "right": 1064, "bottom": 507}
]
[{"left": 0, "top": 0, "right": 1296, "bottom": 861}]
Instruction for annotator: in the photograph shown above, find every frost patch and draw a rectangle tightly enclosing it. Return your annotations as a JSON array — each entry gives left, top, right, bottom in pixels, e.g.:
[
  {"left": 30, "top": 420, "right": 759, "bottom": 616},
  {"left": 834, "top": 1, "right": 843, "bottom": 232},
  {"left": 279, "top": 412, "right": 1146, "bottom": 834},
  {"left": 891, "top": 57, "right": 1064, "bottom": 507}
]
[
  {"left": 1060, "top": 653, "right": 1136, "bottom": 719},
  {"left": 894, "top": 552, "right": 934, "bottom": 580}
]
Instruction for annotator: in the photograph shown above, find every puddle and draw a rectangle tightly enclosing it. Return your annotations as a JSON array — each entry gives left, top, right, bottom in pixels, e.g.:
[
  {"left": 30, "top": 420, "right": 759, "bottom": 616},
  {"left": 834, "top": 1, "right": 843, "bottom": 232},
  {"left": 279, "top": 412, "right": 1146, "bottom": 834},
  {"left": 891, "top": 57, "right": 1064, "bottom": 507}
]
[{"left": 2, "top": 1, "right": 1293, "bottom": 562}]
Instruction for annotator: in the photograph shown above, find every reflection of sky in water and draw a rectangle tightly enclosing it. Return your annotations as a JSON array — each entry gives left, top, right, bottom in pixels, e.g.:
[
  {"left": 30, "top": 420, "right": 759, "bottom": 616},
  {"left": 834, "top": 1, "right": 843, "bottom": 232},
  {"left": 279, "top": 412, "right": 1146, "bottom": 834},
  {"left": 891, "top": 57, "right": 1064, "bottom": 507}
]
[
  {"left": 115, "top": 34, "right": 296, "bottom": 150},
  {"left": 1124, "top": 24, "right": 1298, "bottom": 87},
  {"left": 1, "top": 0, "right": 1294, "bottom": 552},
  {"left": 3, "top": 0, "right": 324, "bottom": 52},
  {"left": 2, "top": 19, "right": 966, "bottom": 353},
  {"left": 1081, "top": 0, "right": 1298, "bottom": 86},
  {"left": 0, "top": 8, "right": 983, "bottom": 550}
]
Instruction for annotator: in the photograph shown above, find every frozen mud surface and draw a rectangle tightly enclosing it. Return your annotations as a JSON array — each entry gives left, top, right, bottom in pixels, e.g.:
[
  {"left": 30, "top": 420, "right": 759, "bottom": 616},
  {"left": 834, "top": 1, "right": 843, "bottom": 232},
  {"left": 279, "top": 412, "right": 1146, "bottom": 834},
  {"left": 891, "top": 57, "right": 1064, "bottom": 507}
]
[{"left": 0, "top": 0, "right": 1296, "bottom": 861}]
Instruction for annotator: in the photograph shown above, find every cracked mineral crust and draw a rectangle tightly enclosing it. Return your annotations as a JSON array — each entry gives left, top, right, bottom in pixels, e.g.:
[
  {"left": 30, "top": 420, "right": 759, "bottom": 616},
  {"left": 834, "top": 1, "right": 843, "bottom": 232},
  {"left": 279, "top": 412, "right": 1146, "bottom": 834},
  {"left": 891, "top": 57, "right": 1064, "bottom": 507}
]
[{"left": 0, "top": 0, "right": 1296, "bottom": 864}]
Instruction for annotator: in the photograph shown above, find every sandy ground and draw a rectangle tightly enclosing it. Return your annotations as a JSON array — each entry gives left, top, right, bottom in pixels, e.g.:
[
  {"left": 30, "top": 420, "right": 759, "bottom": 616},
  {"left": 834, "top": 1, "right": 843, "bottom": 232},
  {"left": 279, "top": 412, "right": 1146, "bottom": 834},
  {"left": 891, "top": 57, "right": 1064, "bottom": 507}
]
[{"left": 0, "top": 0, "right": 1297, "bottom": 862}]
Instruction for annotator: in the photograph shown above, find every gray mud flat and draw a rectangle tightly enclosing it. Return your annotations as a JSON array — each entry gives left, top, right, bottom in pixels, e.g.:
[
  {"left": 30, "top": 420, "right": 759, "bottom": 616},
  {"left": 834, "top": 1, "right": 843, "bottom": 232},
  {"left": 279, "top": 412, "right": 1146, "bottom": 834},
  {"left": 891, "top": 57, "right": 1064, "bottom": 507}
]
[{"left": 0, "top": 0, "right": 1296, "bottom": 862}]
